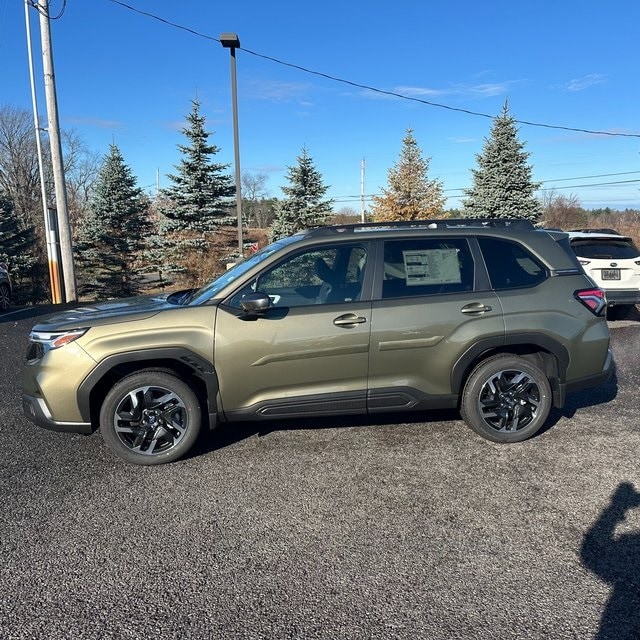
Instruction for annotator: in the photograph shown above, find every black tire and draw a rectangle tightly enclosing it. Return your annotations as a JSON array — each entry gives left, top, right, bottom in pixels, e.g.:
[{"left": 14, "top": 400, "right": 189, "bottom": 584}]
[
  {"left": 0, "top": 284, "right": 10, "bottom": 311},
  {"left": 460, "top": 355, "right": 552, "bottom": 443},
  {"left": 100, "top": 370, "right": 202, "bottom": 465}
]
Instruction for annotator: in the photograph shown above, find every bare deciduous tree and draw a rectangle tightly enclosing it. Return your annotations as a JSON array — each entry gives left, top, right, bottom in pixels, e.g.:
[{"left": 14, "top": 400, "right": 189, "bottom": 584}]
[
  {"left": 541, "top": 190, "right": 586, "bottom": 229},
  {"left": 241, "top": 171, "right": 268, "bottom": 227},
  {"left": 0, "top": 104, "right": 100, "bottom": 300},
  {"left": 62, "top": 130, "right": 101, "bottom": 233},
  {"left": 0, "top": 105, "right": 42, "bottom": 226}
]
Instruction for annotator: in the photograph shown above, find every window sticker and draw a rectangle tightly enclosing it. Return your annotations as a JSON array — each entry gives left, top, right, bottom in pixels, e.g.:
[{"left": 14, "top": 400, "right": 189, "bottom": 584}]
[{"left": 403, "top": 249, "right": 461, "bottom": 285}]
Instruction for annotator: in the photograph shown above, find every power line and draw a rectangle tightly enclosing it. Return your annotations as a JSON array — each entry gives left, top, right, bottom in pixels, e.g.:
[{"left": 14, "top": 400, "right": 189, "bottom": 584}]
[
  {"left": 331, "top": 174, "right": 640, "bottom": 202},
  {"left": 540, "top": 170, "right": 640, "bottom": 183},
  {"left": 240, "top": 49, "right": 640, "bottom": 139},
  {"left": 107, "top": 0, "right": 219, "bottom": 42},
  {"left": 107, "top": 0, "right": 640, "bottom": 140},
  {"left": 28, "top": 0, "right": 67, "bottom": 20},
  {"left": 541, "top": 178, "right": 640, "bottom": 191}
]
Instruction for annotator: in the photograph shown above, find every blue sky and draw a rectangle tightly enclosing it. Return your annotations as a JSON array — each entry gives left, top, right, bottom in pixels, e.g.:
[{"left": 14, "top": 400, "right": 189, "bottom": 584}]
[{"left": 2, "top": 0, "right": 639, "bottom": 212}]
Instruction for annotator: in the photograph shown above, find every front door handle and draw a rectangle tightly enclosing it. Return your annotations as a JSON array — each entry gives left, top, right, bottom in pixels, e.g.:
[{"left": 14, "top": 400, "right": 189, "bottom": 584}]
[
  {"left": 334, "top": 313, "right": 367, "bottom": 327},
  {"left": 461, "top": 302, "right": 493, "bottom": 315}
]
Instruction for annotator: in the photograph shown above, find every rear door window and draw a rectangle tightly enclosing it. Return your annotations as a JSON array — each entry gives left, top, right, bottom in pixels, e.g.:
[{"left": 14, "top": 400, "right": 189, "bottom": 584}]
[{"left": 380, "top": 238, "right": 474, "bottom": 299}]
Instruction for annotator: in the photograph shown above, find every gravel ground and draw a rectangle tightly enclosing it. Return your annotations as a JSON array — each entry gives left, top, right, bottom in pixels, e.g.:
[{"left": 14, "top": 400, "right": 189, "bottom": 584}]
[{"left": 0, "top": 306, "right": 639, "bottom": 640}]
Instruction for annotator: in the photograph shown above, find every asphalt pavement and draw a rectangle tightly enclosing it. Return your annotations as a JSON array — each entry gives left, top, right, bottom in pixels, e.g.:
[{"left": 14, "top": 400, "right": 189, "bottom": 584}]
[{"left": 1, "top": 306, "right": 639, "bottom": 640}]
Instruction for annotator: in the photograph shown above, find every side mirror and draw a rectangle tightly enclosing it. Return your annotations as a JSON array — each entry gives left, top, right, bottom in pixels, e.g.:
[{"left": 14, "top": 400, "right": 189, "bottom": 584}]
[{"left": 240, "top": 291, "right": 271, "bottom": 315}]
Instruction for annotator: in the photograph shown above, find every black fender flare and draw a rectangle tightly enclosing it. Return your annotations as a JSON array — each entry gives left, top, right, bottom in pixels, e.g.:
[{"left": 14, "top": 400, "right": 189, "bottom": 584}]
[
  {"left": 451, "top": 333, "right": 570, "bottom": 407},
  {"left": 77, "top": 347, "right": 219, "bottom": 426}
]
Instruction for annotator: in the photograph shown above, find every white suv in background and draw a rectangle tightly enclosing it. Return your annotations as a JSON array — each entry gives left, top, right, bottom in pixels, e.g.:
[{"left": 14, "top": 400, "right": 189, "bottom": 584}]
[{"left": 567, "top": 229, "right": 640, "bottom": 318}]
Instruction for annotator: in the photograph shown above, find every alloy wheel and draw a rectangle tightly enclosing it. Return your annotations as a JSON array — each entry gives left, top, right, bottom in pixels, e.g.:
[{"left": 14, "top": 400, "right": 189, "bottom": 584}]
[
  {"left": 476, "top": 368, "right": 542, "bottom": 433},
  {"left": 113, "top": 384, "right": 189, "bottom": 456}
]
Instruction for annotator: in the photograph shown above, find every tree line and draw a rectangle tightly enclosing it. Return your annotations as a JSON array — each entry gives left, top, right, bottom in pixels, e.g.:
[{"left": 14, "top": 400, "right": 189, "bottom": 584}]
[{"left": 1, "top": 100, "right": 637, "bottom": 303}]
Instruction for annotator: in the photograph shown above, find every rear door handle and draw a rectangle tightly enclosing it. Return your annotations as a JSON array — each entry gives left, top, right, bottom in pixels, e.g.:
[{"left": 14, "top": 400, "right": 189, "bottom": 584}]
[
  {"left": 334, "top": 313, "right": 367, "bottom": 327},
  {"left": 461, "top": 302, "right": 493, "bottom": 315}
]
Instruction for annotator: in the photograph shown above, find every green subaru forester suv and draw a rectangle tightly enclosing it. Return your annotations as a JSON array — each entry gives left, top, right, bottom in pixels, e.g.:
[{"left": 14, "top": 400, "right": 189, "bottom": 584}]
[{"left": 22, "top": 219, "right": 613, "bottom": 465}]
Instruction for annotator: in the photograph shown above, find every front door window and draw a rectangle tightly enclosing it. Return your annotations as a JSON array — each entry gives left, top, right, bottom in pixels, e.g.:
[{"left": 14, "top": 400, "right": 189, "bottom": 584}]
[{"left": 229, "top": 244, "right": 368, "bottom": 308}]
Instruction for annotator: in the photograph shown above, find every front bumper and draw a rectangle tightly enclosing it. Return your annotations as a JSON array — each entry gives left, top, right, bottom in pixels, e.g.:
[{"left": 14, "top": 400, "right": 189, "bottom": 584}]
[{"left": 22, "top": 394, "right": 93, "bottom": 434}]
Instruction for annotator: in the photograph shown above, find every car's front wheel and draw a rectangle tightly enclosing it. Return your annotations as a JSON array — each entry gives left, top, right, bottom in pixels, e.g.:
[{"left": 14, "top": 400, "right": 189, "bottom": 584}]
[
  {"left": 460, "top": 355, "right": 552, "bottom": 443},
  {"left": 100, "top": 370, "right": 202, "bottom": 465}
]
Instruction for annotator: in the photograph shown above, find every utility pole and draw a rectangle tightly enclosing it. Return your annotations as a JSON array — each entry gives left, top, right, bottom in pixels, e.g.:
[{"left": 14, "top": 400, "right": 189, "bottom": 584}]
[
  {"left": 37, "top": 0, "right": 76, "bottom": 301},
  {"left": 24, "top": 0, "right": 62, "bottom": 303},
  {"left": 360, "top": 158, "right": 366, "bottom": 222}
]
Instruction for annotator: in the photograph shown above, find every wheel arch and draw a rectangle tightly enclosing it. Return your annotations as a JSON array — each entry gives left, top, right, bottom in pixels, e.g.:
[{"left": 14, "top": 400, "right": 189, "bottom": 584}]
[
  {"left": 451, "top": 334, "right": 569, "bottom": 408},
  {"left": 77, "top": 348, "right": 219, "bottom": 431}
]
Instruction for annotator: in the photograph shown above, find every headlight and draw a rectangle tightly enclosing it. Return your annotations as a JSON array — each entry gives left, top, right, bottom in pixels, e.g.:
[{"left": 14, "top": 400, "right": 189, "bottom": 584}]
[{"left": 29, "top": 328, "right": 89, "bottom": 351}]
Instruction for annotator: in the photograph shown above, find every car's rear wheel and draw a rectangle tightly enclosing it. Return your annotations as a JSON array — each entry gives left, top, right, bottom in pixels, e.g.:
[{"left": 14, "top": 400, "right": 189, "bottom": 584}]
[
  {"left": 0, "top": 284, "right": 10, "bottom": 311},
  {"left": 460, "top": 355, "right": 552, "bottom": 443},
  {"left": 100, "top": 370, "right": 201, "bottom": 465}
]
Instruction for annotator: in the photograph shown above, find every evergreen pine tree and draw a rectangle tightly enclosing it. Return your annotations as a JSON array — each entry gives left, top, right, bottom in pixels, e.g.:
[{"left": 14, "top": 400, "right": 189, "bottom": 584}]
[
  {"left": 0, "top": 191, "right": 38, "bottom": 303},
  {"left": 75, "top": 144, "right": 150, "bottom": 299},
  {"left": 270, "top": 148, "right": 333, "bottom": 240},
  {"left": 462, "top": 103, "right": 542, "bottom": 221},
  {"left": 371, "top": 128, "right": 446, "bottom": 221},
  {"left": 158, "top": 99, "right": 236, "bottom": 274}
]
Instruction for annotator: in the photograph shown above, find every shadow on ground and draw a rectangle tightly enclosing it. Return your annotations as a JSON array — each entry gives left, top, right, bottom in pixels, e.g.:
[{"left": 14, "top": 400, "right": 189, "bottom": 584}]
[
  {"left": 186, "top": 407, "right": 463, "bottom": 460},
  {"left": 188, "top": 367, "right": 619, "bottom": 459},
  {"left": 581, "top": 482, "right": 640, "bottom": 640},
  {"left": 607, "top": 304, "right": 640, "bottom": 322}
]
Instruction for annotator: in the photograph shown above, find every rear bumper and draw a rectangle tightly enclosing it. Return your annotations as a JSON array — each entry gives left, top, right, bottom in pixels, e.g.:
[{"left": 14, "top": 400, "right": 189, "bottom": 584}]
[
  {"left": 565, "top": 348, "right": 615, "bottom": 396},
  {"left": 604, "top": 289, "right": 640, "bottom": 306},
  {"left": 22, "top": 394, "right": 93, "bottom": 434}
]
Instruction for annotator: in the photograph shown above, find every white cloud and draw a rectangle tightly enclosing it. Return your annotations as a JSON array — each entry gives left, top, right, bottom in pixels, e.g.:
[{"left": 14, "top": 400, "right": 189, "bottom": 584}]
[
  {"left": 565, "top": 74, "right": 606, "bottom": 91},
  {"left": 450, "top": 136, "right": 477, "bottom": 144},
  {"left": 65, "top": 116, "right": 124, "bottom": 129},
  {"left": 363, "top": 81, "right": 512, "bottom": 101},
  {"left": 246, "top": 79, "right": 312, "bottom": 103}
]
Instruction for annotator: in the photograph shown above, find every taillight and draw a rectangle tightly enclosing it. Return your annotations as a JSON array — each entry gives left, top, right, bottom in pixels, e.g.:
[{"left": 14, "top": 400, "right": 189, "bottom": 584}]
[
  {"left": 579, "top": 259, "right": 591, "bottom": 266},
  {"left": 574, "top": 288, "right": 606, "bottom": 316}
]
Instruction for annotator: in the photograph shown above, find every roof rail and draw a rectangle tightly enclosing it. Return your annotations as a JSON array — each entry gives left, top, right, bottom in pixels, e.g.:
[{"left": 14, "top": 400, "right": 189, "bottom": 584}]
[{"left": 306, "top": 218, "right": 535, "bottom": 236}]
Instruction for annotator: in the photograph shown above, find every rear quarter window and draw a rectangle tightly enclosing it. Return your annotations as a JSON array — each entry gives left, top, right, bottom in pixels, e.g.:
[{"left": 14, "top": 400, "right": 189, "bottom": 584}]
[{"left": 478, "top": 237, "right": 547, "bottom": 290}]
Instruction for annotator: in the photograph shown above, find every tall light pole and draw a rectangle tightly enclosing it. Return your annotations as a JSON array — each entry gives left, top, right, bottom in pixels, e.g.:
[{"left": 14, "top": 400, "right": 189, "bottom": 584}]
[{"left": 220, "top": 32, "right": 243, "bottom": 260}]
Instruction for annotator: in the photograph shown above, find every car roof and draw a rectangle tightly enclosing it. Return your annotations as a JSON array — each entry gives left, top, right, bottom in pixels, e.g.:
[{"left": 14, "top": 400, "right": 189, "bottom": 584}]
[
  {"left": 567, "top": 231, "right": 633, "bottom": 241},
  {"left": 302, "top": 218, "right": 536, "bottom": 237},
  {"left": 568, "top": 227, "right": 620, "bottom": 234}
]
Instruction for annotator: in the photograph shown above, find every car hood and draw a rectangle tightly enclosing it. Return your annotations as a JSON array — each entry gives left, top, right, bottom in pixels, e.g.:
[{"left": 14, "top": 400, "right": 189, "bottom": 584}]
[{"left": 31, "top": 292, "right": 185, "bottom": 331}]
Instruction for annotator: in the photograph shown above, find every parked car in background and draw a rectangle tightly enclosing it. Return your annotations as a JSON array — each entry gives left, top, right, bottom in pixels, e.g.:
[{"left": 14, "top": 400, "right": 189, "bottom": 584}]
[
  {"left": 0, "top": 263, "right": 12, "bottom": 311},
  {"left": 567, "top": 229, "right": 640, "bottom": 318},
  {"left": 23, "top": 219, "right": 613, "bottom": 465}
]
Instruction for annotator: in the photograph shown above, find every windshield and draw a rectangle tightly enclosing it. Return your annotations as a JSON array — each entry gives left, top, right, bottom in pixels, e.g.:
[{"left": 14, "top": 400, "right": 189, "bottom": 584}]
[{"left": 186, "top": 235, "right": 302, "bottom": 305}]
